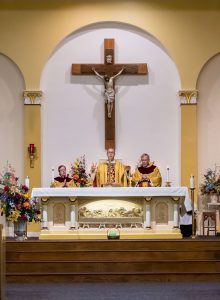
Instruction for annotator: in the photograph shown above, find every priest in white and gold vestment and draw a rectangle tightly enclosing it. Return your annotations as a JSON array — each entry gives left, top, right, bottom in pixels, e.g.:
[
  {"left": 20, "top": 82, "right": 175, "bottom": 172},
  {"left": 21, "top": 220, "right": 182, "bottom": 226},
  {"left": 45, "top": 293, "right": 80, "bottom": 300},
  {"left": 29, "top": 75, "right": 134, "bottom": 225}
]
[{"left": 91, "top": 148, "right": 128, "bottom": 187}]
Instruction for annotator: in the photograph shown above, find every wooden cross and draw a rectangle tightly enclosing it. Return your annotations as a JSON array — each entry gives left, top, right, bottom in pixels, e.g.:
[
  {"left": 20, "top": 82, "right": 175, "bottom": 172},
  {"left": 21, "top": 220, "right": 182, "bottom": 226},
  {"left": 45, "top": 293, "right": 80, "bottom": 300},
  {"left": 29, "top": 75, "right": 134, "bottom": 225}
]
[{"left": 72, "top": 38, "right": 148, "bottom": 149}]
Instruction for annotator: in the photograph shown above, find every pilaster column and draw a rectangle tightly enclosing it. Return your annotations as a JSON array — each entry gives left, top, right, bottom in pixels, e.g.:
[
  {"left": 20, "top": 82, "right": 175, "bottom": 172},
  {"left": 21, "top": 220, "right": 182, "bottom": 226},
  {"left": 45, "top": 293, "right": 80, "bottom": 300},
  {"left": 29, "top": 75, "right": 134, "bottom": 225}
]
[
  {"left": 179, "top": 90, "right": 198, "bottom": 190},
  {"left": 172, "top": 197, "right": 180, "bottom": 229},
  {"left": 23, "top": 91, "right": 42, "bottom": 189},
  {"left": 144, "top": 197, "right": 152, "bottom": 229},
  {"left": 24, "top": 91, "right": 42, "bottom": 236},
  {"left": 69, "top": 197, "right": 77, "bottom": 229},
  {"left": 41, "top": 198, "right": 48, "bottom": 230}
]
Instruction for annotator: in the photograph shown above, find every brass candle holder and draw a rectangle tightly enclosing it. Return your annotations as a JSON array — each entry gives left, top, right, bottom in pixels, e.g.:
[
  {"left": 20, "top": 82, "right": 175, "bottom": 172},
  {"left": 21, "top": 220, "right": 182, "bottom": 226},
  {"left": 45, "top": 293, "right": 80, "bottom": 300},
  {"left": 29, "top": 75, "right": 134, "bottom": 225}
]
[
  {"left": 190, "top": 187, "right": 196, "bottom": 239},
  {"left": 28, "top": 144, "right": 36, "bottom": 168}
]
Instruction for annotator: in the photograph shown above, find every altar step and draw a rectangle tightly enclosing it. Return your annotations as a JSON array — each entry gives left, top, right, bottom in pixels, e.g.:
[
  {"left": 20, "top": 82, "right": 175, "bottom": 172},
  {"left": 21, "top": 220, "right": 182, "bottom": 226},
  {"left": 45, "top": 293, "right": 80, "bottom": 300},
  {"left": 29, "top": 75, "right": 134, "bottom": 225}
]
[{"left": 6, "top": 239, "right": 220, "bottom": 282}]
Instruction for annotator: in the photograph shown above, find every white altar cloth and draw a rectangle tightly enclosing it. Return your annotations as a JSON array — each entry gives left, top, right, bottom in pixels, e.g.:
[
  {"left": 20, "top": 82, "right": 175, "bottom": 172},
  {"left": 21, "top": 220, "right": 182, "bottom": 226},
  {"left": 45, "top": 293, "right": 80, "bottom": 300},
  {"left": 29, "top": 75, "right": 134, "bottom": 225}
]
[{"left": 31, "top": 187, "right": 191, "bottom": 207}]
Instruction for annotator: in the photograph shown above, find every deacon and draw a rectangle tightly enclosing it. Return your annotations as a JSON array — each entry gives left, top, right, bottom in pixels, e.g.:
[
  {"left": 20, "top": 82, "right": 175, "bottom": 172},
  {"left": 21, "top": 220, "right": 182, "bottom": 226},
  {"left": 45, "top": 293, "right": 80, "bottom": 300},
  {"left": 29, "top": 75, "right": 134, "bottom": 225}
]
[
  {"left": 51, "top": 165, "right": 76, "bottom": 188},
  {"left": 91, "top": 148, "right": 128, "bottom": 187},
  {"left": 132, "top": 153, "right": 162, "bottom": 187}
]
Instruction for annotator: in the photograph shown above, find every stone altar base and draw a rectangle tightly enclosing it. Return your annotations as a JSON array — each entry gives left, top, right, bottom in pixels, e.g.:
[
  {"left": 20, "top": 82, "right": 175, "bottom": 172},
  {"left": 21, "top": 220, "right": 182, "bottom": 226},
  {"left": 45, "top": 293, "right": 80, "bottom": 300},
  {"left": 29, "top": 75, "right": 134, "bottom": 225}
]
[
  {"left": 39, "top": 228, "right": 182, "bottom": 240},
  {"left": 31, "top": 187, "right": 192, "bottom": 240}
]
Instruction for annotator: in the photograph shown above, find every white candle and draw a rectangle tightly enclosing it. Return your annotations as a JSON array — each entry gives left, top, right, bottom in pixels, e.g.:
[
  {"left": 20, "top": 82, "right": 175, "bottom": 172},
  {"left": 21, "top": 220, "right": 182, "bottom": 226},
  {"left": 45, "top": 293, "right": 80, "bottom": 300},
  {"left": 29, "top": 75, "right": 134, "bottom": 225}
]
[
  {"left": 166, "top": 166, "right": 170, "bottom": 182},
  {"left": 25, "top": 176, "right": 29, "bottom": 188},
  {"left": 51, "top": 167, "right": 55, "bottom": 182},
  {"left": 190, "top": 175, "right": 195, "bottom": 189}
]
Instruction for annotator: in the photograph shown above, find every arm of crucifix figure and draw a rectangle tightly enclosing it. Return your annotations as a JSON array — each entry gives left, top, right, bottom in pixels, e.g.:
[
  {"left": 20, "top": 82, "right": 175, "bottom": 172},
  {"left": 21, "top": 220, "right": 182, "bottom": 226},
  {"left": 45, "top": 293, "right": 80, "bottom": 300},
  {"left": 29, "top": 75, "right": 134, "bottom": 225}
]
[
  {"left": 92, "top": 68, "right": 104, "bottom": 80},
  {"left": 112, "top": 67, "right": 125, "bottom": 80}
]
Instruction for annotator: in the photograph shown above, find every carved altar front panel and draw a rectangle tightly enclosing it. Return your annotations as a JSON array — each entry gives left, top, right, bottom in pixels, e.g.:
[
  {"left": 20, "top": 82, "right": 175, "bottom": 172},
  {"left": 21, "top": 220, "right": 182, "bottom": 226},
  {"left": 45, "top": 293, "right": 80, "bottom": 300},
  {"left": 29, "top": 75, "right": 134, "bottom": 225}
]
[
  {"left": 47, "top": 198, "right": 71, "bottom": 230},
  {"left": 78, "top": 197, "right": 143, "bottom": 228},
  {"left": 53, "top": 203, "right": 65, "bottom": 226}
]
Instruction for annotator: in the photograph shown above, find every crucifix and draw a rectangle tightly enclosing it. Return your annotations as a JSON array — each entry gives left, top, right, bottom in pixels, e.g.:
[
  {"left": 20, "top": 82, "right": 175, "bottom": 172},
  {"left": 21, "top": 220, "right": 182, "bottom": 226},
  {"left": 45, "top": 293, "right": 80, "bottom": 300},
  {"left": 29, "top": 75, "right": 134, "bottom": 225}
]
[{"left": 72, "top": 38, "right": 148, "bottom": 149}]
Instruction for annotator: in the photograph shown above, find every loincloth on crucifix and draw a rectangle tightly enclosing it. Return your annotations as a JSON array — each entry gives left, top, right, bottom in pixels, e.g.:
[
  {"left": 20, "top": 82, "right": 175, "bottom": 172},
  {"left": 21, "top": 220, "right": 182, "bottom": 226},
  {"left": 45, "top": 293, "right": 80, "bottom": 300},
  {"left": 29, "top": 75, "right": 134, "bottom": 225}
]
[
  {"left": 104, "top": 89, "right": 114, "bottom": 119},
  {"left": 104, "top": 90, "right": 114, "bottom": 103}
]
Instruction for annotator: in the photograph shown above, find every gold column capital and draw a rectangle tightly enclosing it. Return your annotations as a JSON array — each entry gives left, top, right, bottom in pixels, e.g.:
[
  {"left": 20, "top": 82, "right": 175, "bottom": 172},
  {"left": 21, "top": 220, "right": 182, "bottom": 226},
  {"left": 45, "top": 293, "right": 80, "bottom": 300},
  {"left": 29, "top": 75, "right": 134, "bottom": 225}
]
[
  {"left": 23, "top": 90, "right": 42, "bottom": 105},
  {"left": 69, "top": 197, "right": 77, "bottom": 203},
  {"left": 144, "top": 197, "right": 152, "bottom": 202},
  {"left": 179, "top": 90, "right": 198, "bottom": 105}
]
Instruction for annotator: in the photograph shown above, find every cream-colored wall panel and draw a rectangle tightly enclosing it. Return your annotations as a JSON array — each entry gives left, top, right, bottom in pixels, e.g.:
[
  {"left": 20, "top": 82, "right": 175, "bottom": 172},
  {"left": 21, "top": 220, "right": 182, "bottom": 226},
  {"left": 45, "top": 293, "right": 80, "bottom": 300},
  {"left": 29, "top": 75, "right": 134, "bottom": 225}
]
[
  {"left": 0, "top": 54, "right": 25, "bottom": 179},
  {"left": 197, "top": 53, "right": 220, "bottom": 184}
]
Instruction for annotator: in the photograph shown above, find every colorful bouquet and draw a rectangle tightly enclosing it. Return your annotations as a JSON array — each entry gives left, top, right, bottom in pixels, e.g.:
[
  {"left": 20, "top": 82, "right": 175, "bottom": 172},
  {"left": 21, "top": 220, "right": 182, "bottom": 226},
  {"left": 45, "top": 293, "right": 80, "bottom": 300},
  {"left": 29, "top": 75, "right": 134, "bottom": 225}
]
[
  {"left": 70, "top": 155, "right": 92, "bottom": 187},
  {"left": 200, "top": 168, "right": 220, "bottom": 195},
  {"left": 0, "top": 163, "right": 41, "bottom": 222}
]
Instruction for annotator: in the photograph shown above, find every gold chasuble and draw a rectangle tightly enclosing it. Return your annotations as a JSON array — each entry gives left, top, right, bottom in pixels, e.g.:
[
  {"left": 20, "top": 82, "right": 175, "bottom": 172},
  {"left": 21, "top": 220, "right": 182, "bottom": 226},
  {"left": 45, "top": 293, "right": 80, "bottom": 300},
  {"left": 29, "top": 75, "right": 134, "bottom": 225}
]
[
  {"left": 132, "top": 162, "right": 162, "bottom": 187},
  {"left": 95, "top": 160, "right": 127, "bottom": 187},
  {"left": 51, "top": 177, "right": 77, "bottom": 188}
]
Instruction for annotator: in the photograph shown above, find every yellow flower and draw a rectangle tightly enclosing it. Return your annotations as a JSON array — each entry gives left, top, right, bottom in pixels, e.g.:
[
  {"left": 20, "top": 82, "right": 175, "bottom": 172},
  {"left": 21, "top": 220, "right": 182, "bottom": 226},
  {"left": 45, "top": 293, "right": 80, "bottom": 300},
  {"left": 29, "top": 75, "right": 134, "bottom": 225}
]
[{"left": 7, "top": 210, "right": 21, "bottom": 222}]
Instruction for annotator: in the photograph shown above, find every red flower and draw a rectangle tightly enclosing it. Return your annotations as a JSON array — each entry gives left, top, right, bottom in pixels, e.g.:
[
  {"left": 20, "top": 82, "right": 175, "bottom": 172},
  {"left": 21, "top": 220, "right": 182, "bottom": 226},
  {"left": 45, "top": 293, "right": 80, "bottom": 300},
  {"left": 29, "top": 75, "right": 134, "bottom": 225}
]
[
  {"left": 15, "top": 193, "right": 21, "bottom": 200},
  {"left": 4, "top": 185, "right": 10, "bottom": 192},
  {"left": 22, "top": 185, "right": 29, "bottom": 192}
]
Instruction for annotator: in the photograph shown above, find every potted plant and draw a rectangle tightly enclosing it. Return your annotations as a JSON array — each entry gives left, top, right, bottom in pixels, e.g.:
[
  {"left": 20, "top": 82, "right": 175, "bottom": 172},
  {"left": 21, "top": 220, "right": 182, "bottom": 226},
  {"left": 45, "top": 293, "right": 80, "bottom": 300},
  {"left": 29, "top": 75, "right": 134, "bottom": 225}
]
[{"left": 0, "top": 163, "right": 41, "bottom": 240}]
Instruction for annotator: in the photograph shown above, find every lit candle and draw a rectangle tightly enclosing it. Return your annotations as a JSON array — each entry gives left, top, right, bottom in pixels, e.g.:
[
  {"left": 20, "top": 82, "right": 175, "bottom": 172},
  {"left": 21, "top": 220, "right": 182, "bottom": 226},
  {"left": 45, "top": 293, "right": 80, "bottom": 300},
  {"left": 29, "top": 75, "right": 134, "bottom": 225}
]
[
  {"left": 51, "top": 167, "right": 55, "bottom": 182},
  {"left": 25, "top": 176, "right": 29, "bottom": 188},
  {"left": 190, "top": 175, "right": 195, "bottom": 189},
  {"left": 166, "top": 166, "right": 170, "bottom": 182},
  {"left": 29, "top": 144, "right": 35, "bottom": 154}
]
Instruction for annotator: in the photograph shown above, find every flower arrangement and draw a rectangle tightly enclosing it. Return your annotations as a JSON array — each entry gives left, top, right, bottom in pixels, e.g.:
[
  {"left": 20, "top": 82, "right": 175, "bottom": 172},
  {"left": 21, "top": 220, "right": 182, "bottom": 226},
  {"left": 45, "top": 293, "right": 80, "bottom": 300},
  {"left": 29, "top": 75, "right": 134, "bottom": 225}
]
[
  {"left": 70, "top": 155, "right": 92, "bottom": 187},
  {"left": 0, "top": 163, "right": 41, "bottom": 222},
  {"left": 200, "top": 168, "right": 220, "bottom": 195}
]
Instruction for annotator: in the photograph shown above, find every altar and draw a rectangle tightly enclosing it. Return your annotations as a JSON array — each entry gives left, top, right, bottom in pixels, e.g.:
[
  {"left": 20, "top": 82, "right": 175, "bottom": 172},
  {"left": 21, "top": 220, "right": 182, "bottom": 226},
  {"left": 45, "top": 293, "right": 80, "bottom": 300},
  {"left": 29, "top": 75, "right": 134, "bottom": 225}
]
[{"left": 31, "top": 187, "right": 192, "bottom": 240}]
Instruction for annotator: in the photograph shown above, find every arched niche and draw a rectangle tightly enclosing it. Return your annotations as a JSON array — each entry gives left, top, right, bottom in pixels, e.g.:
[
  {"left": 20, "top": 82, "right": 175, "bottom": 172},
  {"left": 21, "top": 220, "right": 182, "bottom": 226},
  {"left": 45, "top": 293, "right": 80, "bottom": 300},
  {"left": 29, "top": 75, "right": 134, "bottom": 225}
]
[
  {"left": 197, "top": 53, "right": 220, "bottom": 183},
  {"left": 40, "top": 21, "right": 181, "bottom": 187},
  {"left": 0, "top": 53, "right": 25, "bottom": 178}
]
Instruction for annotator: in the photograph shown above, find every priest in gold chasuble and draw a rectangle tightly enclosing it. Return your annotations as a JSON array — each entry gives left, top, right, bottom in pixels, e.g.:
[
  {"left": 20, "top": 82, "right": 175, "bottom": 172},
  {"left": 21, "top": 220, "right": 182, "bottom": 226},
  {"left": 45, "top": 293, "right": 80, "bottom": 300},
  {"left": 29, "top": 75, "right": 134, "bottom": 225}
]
[
  {"left": 51, "top": 165, "right": 76, "bottom": 188},
  {"left": 91, "top": 148, "right": 128, "bottom": 187},
  {"left": 132, "top": 153, "right": 162, "bottom": 187}
]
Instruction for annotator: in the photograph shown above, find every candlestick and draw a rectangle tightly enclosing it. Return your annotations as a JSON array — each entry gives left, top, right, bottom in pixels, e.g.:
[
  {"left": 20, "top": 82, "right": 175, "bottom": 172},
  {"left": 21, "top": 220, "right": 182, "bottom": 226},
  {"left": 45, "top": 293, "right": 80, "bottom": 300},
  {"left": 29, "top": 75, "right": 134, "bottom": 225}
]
[
  {"left": 25, "top": 176, "right": 29, "bottom": 188},
  {"left": 166, "top": 166, "right": 170, "bottom": 182},
  {"left": 190, "top": 187, "right": 196, "bottom": 238},
  {"left": 51, "top": 167, "right": 55, "bottom": 182},
  {"left": 190, "top": 175, "right": 195, "bottom": 189}
]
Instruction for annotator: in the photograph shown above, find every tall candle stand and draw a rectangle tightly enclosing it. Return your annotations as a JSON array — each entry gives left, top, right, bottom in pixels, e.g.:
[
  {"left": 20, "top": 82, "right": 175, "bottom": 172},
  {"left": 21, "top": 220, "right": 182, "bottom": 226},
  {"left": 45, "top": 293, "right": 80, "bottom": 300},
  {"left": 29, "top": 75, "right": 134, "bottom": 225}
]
[{"left": 190, "top": 187, "right": 196, "bottom": 239}]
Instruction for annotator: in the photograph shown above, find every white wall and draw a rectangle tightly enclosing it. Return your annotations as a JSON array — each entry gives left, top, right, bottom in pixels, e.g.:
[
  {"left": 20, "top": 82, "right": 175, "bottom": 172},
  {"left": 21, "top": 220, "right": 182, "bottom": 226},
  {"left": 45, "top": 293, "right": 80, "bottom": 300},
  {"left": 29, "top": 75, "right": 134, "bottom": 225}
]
[
  {"left": 0, "top": 54, "right": 24, "bottom": 180},
  {"left": 41, "top": 22, "right": 181, "bottom": 187},
  {"left": 197, "top": 53, "right": 220, "bottom": 183}
]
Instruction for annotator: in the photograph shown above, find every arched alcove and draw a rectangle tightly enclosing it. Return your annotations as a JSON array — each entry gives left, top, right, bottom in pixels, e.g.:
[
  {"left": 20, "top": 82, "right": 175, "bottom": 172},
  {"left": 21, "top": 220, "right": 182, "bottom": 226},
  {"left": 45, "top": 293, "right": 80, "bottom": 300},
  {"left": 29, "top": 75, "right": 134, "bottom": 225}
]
[
  {"left": 0, "top": 53, "right": 25, "bottom": 178},
  {"left": 197, "top": 53, "right": 220, "bottom": 183},
  {"left": 40, "top": 22, "right": 181, "bottom": 187}
]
